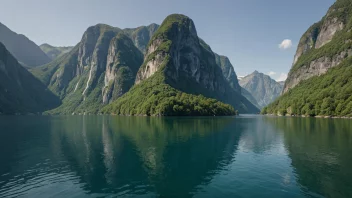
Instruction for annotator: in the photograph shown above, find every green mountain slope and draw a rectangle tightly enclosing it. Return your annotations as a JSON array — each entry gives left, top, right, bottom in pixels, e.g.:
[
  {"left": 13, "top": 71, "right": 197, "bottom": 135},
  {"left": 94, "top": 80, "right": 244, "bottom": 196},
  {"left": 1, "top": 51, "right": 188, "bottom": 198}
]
[
  {"left": 30, "top": 24, "right": 149, "bottom": 114},
  {"left": 103, "top": 14, "right": 258, "bottom": 115},
  {"left": 263, "top": 57, "right": 352, "bottom": 117},
  {"left": 0, "top": 43, "right": 60, "bottom": 114},
  {"left": 0, "top": 22, "right": 51, "bottom": 67},
  {"left": 283, "top": 0, "right": 352, "bottom": 93},
  {"left": 264, "top": 0, "right": 352, "bottom": 117},
  {"left": 40, "top": 43, "right": 74, "bottom": 60}
]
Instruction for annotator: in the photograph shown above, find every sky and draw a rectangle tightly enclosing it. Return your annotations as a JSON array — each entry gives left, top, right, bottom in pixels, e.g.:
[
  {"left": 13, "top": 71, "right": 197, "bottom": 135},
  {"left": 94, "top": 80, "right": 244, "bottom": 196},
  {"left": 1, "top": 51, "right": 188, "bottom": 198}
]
[{"left": 0, "top": 0, "right": 335, "bottom": 81}]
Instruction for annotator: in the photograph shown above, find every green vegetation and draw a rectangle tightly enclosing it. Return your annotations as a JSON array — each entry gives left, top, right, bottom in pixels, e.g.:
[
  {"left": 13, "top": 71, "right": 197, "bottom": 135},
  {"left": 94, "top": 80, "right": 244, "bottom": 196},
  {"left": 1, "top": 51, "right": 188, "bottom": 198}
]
[
  {"left": 291, "top": 0, "right": 352, "bottom": 73},
  {"left": 102, "top": 71, "right": 236, "bottom": 116},
  {"left": 40, "top": 44, "right": 73, "bottom": 60},
  {"left": 264, "top": 57, "right": 352, "bottom": 117}
]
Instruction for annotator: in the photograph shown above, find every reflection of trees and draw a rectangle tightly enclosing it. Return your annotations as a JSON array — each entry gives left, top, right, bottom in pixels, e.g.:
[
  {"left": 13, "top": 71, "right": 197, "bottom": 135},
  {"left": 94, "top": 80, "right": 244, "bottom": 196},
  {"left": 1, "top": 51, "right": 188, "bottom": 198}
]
[
  {"left": 0, "top": 116, "right": 243, "bottom": 197},
  {"left": 266, "top": 117, "right": 352, "bottom": 198},
  {"left": 106, "top": 116, "right": 242, "bottom": 197}
]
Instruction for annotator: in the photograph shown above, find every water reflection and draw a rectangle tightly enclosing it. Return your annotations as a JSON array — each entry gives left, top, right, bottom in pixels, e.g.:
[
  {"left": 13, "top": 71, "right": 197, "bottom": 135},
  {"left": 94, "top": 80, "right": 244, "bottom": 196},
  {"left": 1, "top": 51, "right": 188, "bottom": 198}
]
[
  {"left": 0, "top": 116, "right": 243, "bottom": 197},
  {"left": 1, "top": 116, "right": 352, "bottom": 197},
  {"left": 266, "top": 117, "right": 352, "bottom": 198}
]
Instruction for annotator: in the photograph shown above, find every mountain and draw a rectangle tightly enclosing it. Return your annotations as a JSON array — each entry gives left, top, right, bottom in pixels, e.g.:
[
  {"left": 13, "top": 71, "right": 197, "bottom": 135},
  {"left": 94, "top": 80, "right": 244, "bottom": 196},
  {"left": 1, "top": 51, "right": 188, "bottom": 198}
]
[
  {"left": 283, "top": 0, "right": 352, "bottom": 93},
  {"left": 103, "top": 14, "right": 258, "bottom": 116},
  {"left": 240, "top": 88, "right": 261, "bottom": 109},
  {"left": 264, "top": 0, "right": 352, "bottom": 117},
  {"left": 123, "top": 23, "right": 160, "bottom": 54},
  {"left": 40, "top": 44, "right": 74, "bottom": 60},
  {"left": 30, "top": 23, "right": 163, "bottom": 114},
  {"left": 239, "top": 71, "right": 283, "bottom": 109},
  {"left": 31, "top": 24, "right": 134, "bottom": 114},
  {"left": 0, "top": 42, "right": 60, "bottom": 114},
  {"left": 0, "top": 22, "right": 51, "bottom": 67},
  {"left": 214, "top": 52, "right": 241, "bottom": 93}
]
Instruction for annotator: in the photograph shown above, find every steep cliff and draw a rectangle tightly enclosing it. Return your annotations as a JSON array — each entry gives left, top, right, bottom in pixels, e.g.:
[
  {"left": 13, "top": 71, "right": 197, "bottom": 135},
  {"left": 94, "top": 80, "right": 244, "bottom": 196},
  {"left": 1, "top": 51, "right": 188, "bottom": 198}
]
[
  {"left": 0, "top": 22, "right": 51, "bottom": 67},
  {"left": 102, "top": 33, "right": 143, "bottom": 104},
  {"left": 284, "top": 0, "right": 352, "bottom": 93},
  {"left": 123, "top": 24, "right": 160, "bottom": 54},
  {"left": 239, "top": 71, "right": 283, "bottom": 109},
  {"left": 40, "top": 44, "right": 74, "bottom": 60},
  {"left": 31, "top": 24, "right": 145, "bottom": 114},
  {"left": 264, "top": 0, "right": 352, "bottom": 117},
  {"left": 103, "top": 14, "right": 258, "bottom": 115},
  {"left": 0, "top": 43, "right": 60, "bottom": 114},
  {"left": 214, "top": 53, "right": 242, "bottom": 93}
]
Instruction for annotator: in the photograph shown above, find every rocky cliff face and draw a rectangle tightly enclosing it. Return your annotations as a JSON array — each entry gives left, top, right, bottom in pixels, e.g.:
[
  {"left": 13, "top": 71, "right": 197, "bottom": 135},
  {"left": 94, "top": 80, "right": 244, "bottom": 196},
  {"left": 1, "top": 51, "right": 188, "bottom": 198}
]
[
  {"left": 0, "top": 22, "right": 51, "bottom": 67},
  {"left": 102, "top": 33, "right": 143, "bottom": 104},
  {"left": 214, "top": 53, "right": 241, "bottom": 93},
  {"left": 132, "top": 14, "right": 258, "bottom": 113},
  {"left": 265, "top": 0, "right": 352, "bottom": 117},
  {"left": 284, "top": 0, "right": 352, "bottom": 93},
  {"left": 40, "top": 44, "right": 73, "bottom": 60},
  {"left": 123, "top": 24, "right": 159, "bottom": 54},
  {"left": 31, "top": 23, "right": 153, "bottom": 114},
  {"left": 31, "top": 16, "right": 258, "bottom": 114},
  {"left": 136, "top": 15, "right": 227, "bottom": 95},
  {"left": 284, "top": 49, "right": 352, "bottom": 93},
  {"left": 239, "top": 71, "right": 283, "bottom": 109},
  {"left": 0, "top": 42, "right": 60, "bottom": 114}
]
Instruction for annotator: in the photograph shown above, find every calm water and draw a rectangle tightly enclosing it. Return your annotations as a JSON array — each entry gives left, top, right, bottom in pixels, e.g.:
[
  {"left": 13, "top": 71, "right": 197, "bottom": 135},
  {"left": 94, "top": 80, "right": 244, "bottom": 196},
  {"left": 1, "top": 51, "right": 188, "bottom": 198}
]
[{"left": 0, "top": 115, "right": 351, "bottom": 198}]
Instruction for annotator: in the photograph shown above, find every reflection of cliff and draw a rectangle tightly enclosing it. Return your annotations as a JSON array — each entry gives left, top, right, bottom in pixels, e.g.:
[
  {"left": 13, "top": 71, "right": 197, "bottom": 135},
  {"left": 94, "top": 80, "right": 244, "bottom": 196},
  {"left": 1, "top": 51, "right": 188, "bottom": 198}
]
[
  {"left": 106, "top": 116, "right": 243, "bottom": 197},
  {"left": 266, "top": 117, "right": 352, "bottom": 198},
  {"left": 52, "top": 116, "right": 149, "bottom": 194},
  {"left": 0, "top": 116, "right": 244, "bottom": 197}
]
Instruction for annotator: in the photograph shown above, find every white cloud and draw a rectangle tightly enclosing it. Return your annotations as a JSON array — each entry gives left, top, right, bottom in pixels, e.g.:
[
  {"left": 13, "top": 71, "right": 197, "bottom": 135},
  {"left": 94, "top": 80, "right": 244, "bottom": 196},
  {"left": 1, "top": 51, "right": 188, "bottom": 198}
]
[
  {"left": 279, "top": 39, "right": 292, "bottom": 50},
  {"left": 268, "top": 71, "right": 276, "bottom": 76},
  {"left": 276, "top": 73, "right": 288, "bottom": 82}
]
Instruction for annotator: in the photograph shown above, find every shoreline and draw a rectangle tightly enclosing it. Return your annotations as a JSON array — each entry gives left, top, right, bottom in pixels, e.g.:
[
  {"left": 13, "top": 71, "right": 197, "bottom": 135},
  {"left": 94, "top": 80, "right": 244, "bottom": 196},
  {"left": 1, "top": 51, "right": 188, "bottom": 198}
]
[{"left": 263, "top": 114, "right": 352, "bottom": 119}]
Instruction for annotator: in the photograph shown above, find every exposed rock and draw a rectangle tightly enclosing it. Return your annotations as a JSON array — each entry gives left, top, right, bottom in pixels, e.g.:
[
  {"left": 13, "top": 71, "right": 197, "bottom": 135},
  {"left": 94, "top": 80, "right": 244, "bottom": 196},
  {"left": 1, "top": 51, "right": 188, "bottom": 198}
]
[
  {"left": 136, "top": 15, "right": 228, "bottom": 95},
  {"left": 315, "top": 17, "right": 344, "bottom": 49},
  {"left": 283, "top": 0, "right": 352, "bottom": 93},
  {"left": 102, "top": 33, "right": 143, "bottom": 104},
  {"left": 239, "top": 71, "right": 283, "bottom": 109},
  {"left": 132, "top": 14, "right": 258, "bottom": 113},
  {"left": 30, "top": 23, "right": 157, "bottom": 114},
  {"left": 214, "top": 53, "right": 241, "bottom": 93},
  {"left": 123, "top": 24, "right": 160, "bottom": 54},
  {"left": 293, "top": 22, "right": 321, "bottom": 65},
  {"left": 284, "top": 49, "right": 352, "bottom": 93}
]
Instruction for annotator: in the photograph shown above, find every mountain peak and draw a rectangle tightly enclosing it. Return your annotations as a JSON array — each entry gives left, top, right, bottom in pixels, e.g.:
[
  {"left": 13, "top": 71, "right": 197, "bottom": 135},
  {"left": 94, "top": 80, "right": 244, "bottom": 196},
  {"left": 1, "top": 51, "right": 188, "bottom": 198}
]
[{"left": 239, "top": 71, "right": 284, "bottom": 109}]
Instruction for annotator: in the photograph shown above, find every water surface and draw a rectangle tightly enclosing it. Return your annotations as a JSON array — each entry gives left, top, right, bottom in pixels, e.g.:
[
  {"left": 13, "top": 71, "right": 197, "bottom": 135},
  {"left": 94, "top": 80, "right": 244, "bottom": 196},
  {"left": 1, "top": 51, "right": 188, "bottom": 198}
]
[{"left": 0, "top": 115, "right": 351, "bottom": 197}]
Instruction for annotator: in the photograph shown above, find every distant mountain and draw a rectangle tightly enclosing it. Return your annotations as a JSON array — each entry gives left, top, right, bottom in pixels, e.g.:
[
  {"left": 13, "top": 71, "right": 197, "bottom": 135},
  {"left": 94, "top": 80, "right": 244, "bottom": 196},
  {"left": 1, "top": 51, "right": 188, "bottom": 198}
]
[
  {"left": 104, "top": 14, "right": 258, "bottom": 115},
  {"left": 239, "top": 71, "right": 283, "bottom": 109},
  {"left": 241, "top": 88, "right": 261, "bottom": 109},
  {"left": 0, "top": 22, "right": 51, "bottom": 67},
  {"left": 40, "top": 44, "right": 73, "bottom": 60},
  {"left": 123, "top": 23, "right": 160, "bottom": 54},
  {"left": 265, "top": 0, "right": 352, "bottom": 117},
  {"left": 0, "top": 42, "right": 60, "bottom": 114}
]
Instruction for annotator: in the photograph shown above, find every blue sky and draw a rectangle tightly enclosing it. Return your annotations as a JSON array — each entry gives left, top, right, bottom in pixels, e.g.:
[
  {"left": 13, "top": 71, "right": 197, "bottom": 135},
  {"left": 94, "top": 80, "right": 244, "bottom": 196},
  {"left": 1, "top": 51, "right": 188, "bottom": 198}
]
[{"left": 0, "top": 0, "right": 335, "bottom": 80}]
